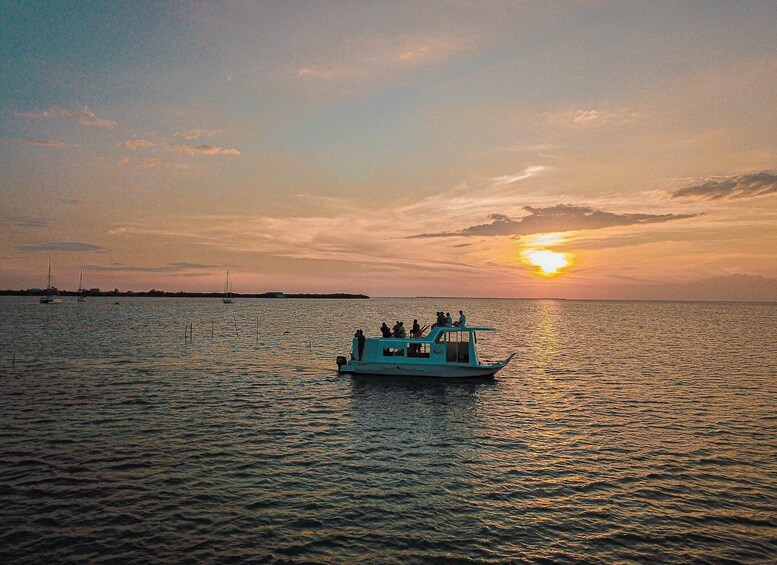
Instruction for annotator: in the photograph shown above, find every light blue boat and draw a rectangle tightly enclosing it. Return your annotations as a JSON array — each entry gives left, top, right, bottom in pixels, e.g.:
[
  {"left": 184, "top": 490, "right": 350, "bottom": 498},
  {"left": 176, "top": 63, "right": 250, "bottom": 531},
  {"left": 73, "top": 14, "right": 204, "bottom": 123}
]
[{"left": 337, "top": 325, "right": 515, "bottom": 378}]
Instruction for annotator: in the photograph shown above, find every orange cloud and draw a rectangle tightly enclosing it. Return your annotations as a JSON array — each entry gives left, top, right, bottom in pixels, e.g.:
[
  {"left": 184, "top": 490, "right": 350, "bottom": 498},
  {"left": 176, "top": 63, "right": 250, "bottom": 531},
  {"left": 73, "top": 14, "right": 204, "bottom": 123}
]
[
  {"left": 123, "top": 139, "right": 155, "bottom": 150},
  {"left": 22, "top": 138, "right": 67, "bottom": 148},
  {"left": 170, "top": 144, "right": 241, "bottom": 156},
  {"left": 21, "top": 106, "right": 116, "bottom": 129}
]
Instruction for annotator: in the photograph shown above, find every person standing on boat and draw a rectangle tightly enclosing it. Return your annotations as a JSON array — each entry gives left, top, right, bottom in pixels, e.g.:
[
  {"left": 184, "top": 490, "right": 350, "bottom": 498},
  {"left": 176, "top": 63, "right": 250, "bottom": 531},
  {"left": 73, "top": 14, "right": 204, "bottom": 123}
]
[
  {"left": 412, "top": 319, "right": 421, "bottom": 337},
  {"left": 457, "top": 310, "right": 466, "bottom": 327},
  {"left": 357, "top": 329, "right": 365, "bottom": 360}
]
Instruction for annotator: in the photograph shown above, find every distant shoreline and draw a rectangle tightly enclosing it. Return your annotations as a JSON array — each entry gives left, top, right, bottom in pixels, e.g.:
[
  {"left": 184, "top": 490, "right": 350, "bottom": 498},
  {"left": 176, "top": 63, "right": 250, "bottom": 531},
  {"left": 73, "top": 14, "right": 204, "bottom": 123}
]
[{"left": 0, "top": 290, "right": 369, "bottom": 299}]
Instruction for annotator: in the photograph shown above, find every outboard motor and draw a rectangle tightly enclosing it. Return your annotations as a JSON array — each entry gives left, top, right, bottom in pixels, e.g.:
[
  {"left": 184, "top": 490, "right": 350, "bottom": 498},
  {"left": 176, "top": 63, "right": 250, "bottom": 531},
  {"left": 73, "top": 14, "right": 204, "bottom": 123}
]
[{"left": 336, "top": 356, "right": 348, "bottom": 372}]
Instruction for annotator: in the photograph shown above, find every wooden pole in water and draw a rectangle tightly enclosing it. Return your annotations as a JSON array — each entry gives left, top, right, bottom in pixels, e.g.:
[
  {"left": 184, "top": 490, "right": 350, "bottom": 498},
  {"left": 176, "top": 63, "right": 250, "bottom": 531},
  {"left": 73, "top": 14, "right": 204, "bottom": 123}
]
[
  {"left": 211, "top": 320, "right": 214, "bottom": 339},
  {"left": 256, "top": 316, "right": 259, "bottom": 343},
  {"left": 233, "top": 317, "right": 239, "bottom": 338}
]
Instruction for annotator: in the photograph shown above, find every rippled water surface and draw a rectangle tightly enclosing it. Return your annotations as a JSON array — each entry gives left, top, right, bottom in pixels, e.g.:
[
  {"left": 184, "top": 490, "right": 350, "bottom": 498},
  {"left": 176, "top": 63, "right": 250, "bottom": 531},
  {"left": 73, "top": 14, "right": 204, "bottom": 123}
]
[{"left": 1, "top": 297, "right": 775, "bottom": 563}]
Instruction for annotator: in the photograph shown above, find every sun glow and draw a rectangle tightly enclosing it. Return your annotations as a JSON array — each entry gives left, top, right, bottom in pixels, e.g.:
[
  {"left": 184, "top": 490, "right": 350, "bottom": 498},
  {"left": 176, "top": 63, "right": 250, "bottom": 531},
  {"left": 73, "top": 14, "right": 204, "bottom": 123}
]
[
  {"left": 520, "top": 233, "right": 572, "bottom": 277},
  {"left": 523, "top": 249, "right": 570, "bottom": 277}
]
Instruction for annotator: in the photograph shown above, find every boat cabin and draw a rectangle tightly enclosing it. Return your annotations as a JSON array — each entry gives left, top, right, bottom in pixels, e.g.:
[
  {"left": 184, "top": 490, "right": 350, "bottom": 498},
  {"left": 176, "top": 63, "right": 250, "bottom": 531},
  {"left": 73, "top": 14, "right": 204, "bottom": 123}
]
[{"left": 352, "top": 326, "right": 494, "bottom": 367}]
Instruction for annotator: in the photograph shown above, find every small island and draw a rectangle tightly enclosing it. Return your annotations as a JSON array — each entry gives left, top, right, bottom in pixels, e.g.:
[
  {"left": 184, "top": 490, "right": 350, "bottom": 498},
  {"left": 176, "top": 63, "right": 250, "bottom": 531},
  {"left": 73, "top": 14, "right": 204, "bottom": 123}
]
[{"left": 0, "top": 289, "right": 369, "bottom": 299}]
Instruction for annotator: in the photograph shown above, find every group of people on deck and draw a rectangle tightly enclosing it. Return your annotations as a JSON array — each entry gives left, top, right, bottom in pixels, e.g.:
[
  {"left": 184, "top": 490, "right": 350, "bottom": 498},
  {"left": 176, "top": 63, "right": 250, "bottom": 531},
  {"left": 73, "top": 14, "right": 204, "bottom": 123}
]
[
  {"left": 353, "top": 310, "right": 468, "bottom": 361},
  {"left": 377, "top": 310, "right": 466, "bottom": 339},
  {"left": 434, "top": 310, "right": 466, "bottom": 328},
  {"left": 380, "top": 321, "right": 408, "bottom": 338}
]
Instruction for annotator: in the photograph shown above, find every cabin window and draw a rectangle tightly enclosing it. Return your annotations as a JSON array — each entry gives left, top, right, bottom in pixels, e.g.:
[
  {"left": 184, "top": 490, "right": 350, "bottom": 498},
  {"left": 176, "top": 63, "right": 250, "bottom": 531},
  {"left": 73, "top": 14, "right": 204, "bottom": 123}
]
[
  {"left": 382, "top": 348, "right": 405, "bottom": 357},
  {"left": 407, "top": 343, "right": 430, "bottom": 358}
]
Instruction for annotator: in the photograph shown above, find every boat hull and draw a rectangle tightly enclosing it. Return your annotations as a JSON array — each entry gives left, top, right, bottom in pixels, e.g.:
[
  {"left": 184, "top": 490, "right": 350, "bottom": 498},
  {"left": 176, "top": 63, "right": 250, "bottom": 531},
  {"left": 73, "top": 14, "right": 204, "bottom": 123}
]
[
  {"left": 339, "top": 361, "right": 507, "bottom": 378},
  {"left": 40, "top": 297, "right": 62, "bottom": 304}
]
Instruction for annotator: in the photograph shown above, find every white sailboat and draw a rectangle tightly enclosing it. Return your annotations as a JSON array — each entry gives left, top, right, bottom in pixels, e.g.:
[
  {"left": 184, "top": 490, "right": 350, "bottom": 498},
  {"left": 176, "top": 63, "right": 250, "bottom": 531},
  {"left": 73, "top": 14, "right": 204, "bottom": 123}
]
[
  {"left": 77, "top": 269, "right": 87, "bottom": 302},
  {"left": 40, "top": 259, "right": 63, "bottom": 303},
  {"left": 222, "top": 270, "right": 234, "bottom": 304}
]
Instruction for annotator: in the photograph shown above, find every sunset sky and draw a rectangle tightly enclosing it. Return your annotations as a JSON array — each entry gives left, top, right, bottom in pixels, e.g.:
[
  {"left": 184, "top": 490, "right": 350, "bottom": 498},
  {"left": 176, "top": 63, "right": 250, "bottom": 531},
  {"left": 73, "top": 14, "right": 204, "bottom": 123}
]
[{"left": 2, "top": 1, "right": 776, "bottom": 299}]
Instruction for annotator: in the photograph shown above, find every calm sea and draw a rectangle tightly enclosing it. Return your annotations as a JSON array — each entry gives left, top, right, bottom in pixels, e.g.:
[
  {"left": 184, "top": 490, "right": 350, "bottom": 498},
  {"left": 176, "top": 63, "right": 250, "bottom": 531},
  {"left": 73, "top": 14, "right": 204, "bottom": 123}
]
[{"left": 1, "top": 297, "right": 775, "bottom": 563}]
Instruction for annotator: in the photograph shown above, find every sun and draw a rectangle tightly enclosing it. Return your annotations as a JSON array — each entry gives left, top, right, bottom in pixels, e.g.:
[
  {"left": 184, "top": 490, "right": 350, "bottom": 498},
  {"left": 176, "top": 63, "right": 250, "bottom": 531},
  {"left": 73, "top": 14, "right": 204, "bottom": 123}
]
[{"left": 523, "top": 249, "right": 570, "bottom": 277}]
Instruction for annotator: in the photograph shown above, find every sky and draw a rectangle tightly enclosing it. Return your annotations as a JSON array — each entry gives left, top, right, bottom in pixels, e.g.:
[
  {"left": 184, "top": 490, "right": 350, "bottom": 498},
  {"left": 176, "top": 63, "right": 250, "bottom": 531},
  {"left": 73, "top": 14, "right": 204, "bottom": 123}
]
[{"left": 1, "top": 0, "right": 777, "bottom": 299}]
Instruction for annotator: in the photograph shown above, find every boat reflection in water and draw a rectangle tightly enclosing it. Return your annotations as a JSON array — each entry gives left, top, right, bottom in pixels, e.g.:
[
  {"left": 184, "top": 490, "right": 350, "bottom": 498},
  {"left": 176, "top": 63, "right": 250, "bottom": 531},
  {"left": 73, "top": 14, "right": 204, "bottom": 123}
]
[{"left": 337, "top": 325, "right": 515, "bottom": 378}]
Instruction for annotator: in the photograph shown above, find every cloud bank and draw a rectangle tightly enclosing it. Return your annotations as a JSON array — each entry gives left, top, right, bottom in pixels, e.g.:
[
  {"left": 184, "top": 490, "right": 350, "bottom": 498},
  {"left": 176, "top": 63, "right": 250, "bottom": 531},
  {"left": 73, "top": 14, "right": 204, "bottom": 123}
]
[
  {"left": 410, "top": 204, "right": 698, "bottom": 238},
  {"left": 17, "top": 242, "right": 106, "bottom": 253},
  {"left": 670, "top": 171, "right": 777, "bottom": 201},
  {"left": 22, "top": 138, "right": 67, "bottom": 148},
  {"left": 83, "top": 262, "right": 217, "bottom": 273},
  {"left": 1, "top": 216, "right": 48, "bottom": 228}
]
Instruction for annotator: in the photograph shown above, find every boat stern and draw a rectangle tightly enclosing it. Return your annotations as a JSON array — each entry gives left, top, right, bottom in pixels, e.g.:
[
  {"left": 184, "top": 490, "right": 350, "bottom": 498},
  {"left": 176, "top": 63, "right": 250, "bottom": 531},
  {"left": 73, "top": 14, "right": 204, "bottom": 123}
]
[{"left": 336, "top": 355, "right": 354, "bottom": 374}]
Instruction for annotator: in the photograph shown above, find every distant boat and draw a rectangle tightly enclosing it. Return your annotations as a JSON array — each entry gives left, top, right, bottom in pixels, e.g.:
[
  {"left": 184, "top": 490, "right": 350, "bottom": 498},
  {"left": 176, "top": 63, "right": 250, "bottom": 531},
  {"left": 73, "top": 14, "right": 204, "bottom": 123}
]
[
  {"left": 223, "top": 270, "right": 234, "bottom": 304},
  {"left": 77, "top": 268, "right": 87, "bottom": 302},
  {"left": 40, "top": 259, "right": 63, "bottom": 304}
]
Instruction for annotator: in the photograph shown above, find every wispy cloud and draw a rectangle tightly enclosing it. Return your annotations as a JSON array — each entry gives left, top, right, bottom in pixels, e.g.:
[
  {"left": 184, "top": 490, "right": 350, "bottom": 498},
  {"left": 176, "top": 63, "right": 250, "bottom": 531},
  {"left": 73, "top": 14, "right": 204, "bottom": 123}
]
[
  {"left": 297, "top": 67, "right": 364, "bottom": 80},
  {"left": 1, "top": 216, "right": 49, "bottom": 228},
  {"left": 17, "top": 242, "right": 106, "bottom": 253},
  {"left": 22, "top": 138, "right": 67, "bottom": 148},
  {"left": 174, "top": 129, "right": 222, "bottom": 141},
  {"left": 545, "top": 108, "right": 638, "bottom": 127},
  {"left": 123, "top": 139, "right": 156, "bottom": 150},
  {"left": 489, "top": 165, "right": 548, "bottom": 187},
  {"left": 170, "top": 144, "right": 241, "bottom": 156},
  {"left": 83, "top": 262, "right": 217, "bottom": 273},
  {"left": 21, "top": 106, "right": 116, "bottom": 129},
  {"left": 296, "top": 35, "right": 469, "bottom": 82},
  {"left": 409, "top": 204, "right": 698, "bottom": 238},
  {"left": 670, "top": 171, "right": 777, "bottom": 201}
]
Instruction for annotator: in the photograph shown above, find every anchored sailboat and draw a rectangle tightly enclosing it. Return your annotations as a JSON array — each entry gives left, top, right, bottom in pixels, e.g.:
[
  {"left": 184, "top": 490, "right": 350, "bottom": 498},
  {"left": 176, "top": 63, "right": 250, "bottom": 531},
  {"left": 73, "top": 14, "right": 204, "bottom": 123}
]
[
  {"left": 77, "top": 268, "right": 87, "bottom": 302},
  {"left": 40, "top": 259, "right": 63, "bottom": 304},
  {"left": 223, "top": 270, "right": 234, "bottom": 304}
]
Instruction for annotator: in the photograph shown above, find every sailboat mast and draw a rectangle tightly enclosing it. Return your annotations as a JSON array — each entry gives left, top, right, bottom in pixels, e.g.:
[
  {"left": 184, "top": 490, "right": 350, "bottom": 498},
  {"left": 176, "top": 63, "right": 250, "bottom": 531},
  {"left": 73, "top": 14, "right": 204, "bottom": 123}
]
[{"left": 47, "top": 258, "right": 52, "bottom": 289}]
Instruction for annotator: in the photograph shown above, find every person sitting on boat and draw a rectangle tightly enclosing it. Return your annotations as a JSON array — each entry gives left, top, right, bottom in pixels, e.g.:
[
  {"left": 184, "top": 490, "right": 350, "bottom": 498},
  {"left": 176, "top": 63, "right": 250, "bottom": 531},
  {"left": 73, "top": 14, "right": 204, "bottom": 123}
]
[
  {"left": 446, "top": 312, "right": 453, "bottom": 326},
  {"left": 412, "top": 319, "right": 421, "bottom": 337},
  {"left": 454, "top": 310, "right": 466, "bottom": 327},
  {"left": 397, "top": 322, "right": 407, "bottom": 338},
  {"left": 434, "top": 311, "right": 445, "bottom": 327},
  {"left": 381, "top": 322, "right": 392, "bottom": 338},
  {"left": 392, "top": 321, "right": 401, "bottom": 337}
]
